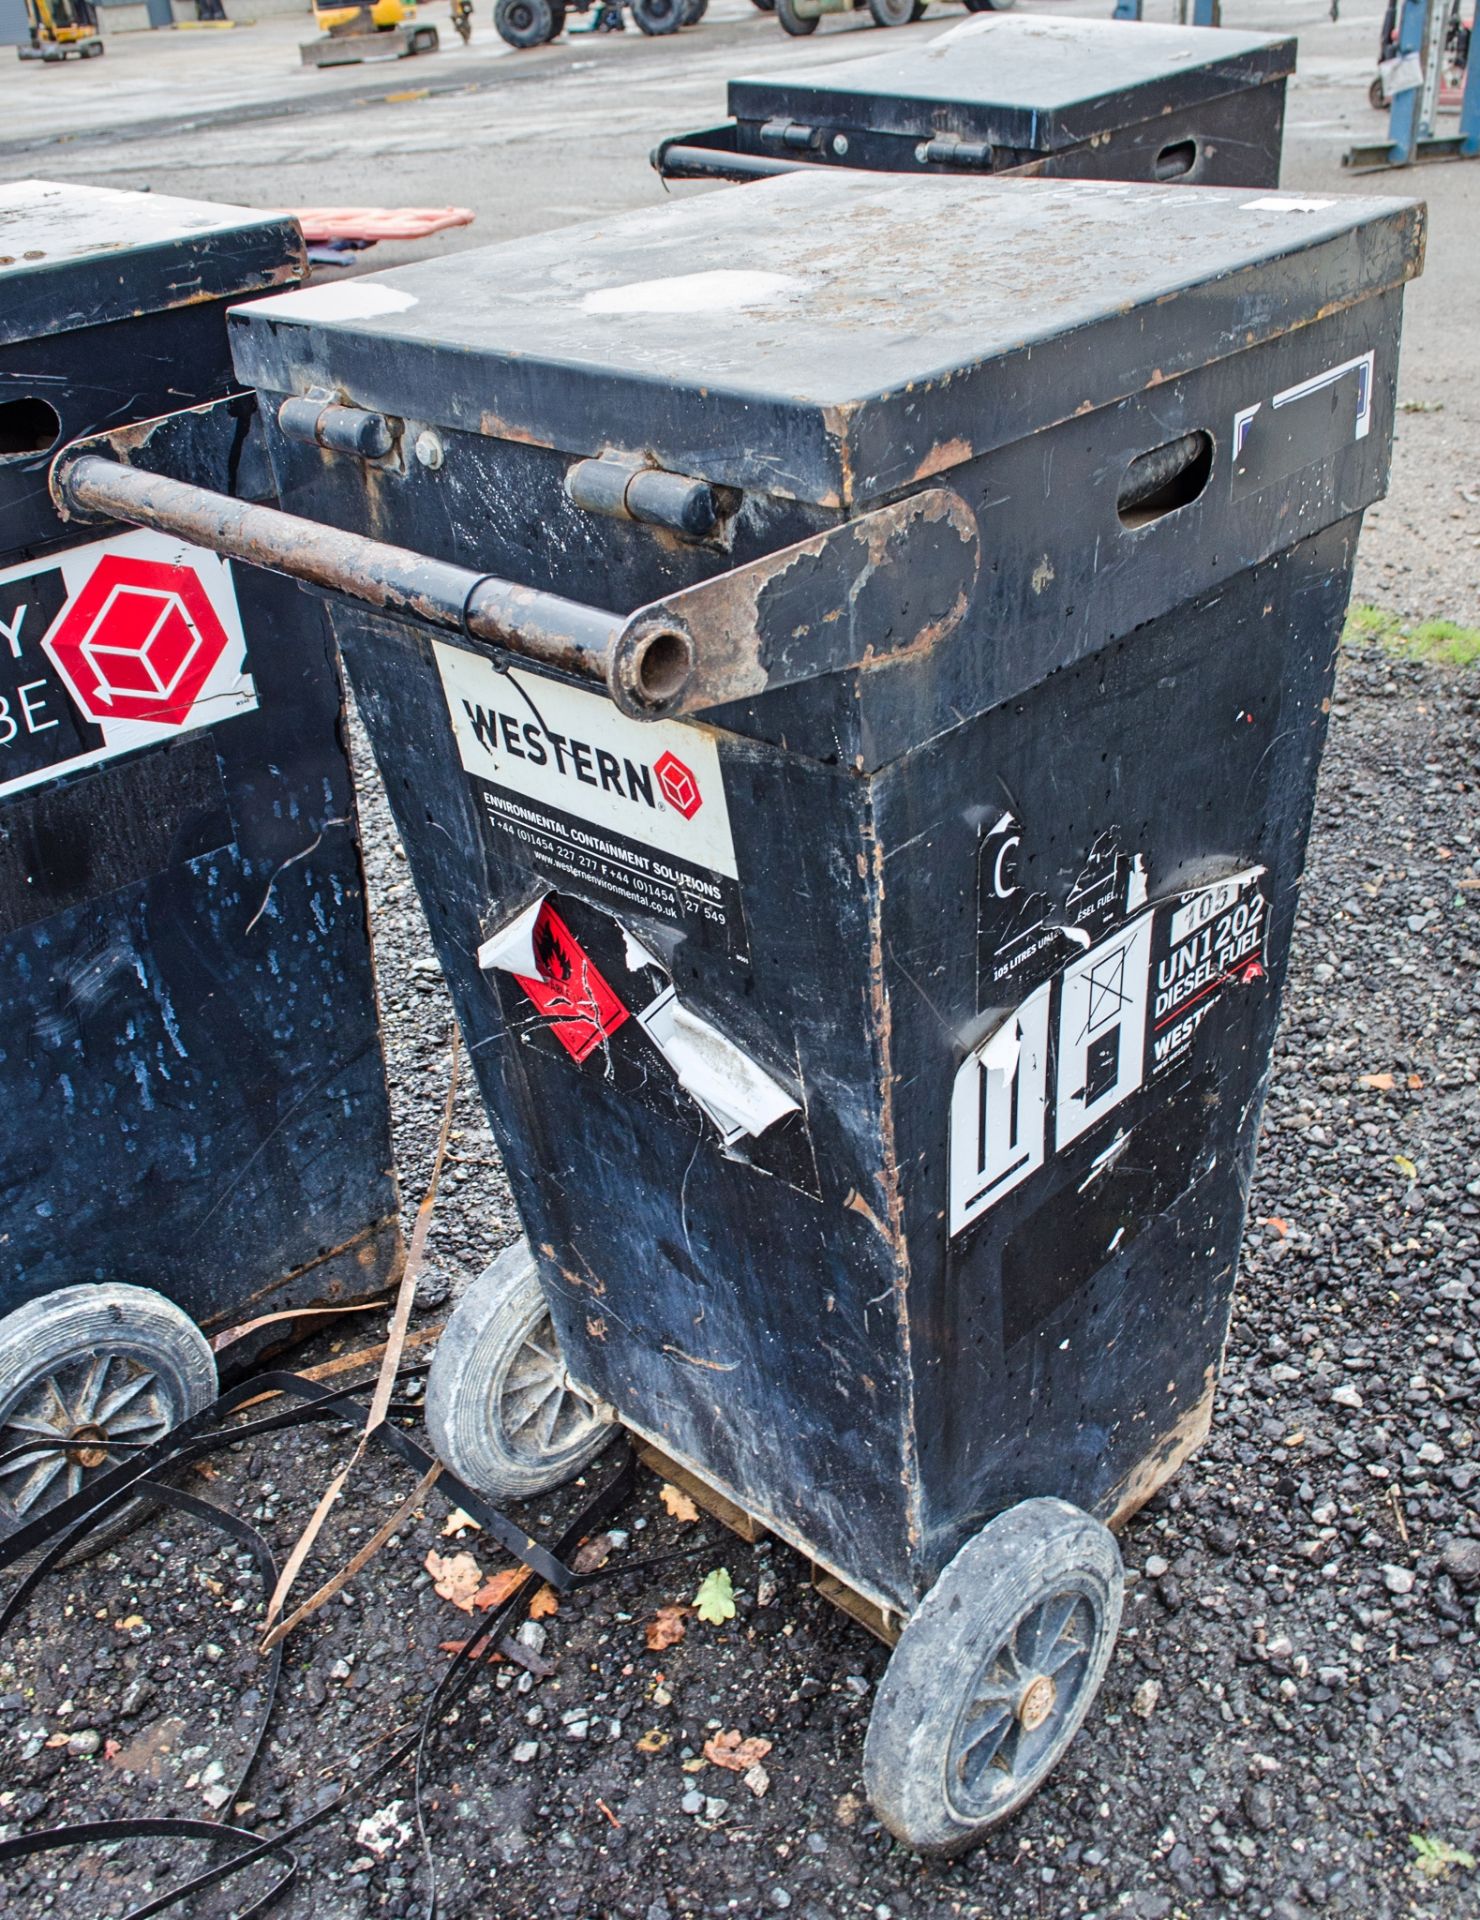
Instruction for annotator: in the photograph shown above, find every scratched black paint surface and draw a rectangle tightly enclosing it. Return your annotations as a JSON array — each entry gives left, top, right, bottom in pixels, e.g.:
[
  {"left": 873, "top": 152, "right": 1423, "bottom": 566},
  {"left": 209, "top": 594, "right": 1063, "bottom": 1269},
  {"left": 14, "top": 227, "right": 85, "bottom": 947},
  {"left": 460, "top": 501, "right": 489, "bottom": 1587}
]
[
  {"left": 245, "top": 177, "right": 1418, "bottom": 1614},
  {"left": 0, "top": 189, "right": 399, "bottom": 1335}
]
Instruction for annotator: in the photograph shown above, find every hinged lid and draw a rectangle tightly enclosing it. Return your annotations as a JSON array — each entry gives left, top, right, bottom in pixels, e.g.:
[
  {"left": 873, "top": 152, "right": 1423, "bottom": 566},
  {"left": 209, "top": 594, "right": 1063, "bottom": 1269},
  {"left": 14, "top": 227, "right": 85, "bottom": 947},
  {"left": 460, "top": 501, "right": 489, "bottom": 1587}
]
[
  {"left": 727, "top": 17, "right": 1295, "bottom": 153},
  {"left": 231, "top": 171, "right": 1422, "bottom": 512},
  {"left": 0, "top": 180, "right": 305, "bottom": 350}
]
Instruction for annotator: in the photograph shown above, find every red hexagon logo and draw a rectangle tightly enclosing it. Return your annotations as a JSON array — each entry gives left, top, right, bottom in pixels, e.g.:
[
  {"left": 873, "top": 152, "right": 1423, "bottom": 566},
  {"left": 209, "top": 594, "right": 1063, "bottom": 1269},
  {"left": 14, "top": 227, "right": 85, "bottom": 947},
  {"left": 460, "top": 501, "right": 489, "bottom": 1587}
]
[
  {"left": 653, "top": 750, "right": 702, "bottom": 820},
  {"left": 43, "top": 554, "right": 232, "bottom": 729}
]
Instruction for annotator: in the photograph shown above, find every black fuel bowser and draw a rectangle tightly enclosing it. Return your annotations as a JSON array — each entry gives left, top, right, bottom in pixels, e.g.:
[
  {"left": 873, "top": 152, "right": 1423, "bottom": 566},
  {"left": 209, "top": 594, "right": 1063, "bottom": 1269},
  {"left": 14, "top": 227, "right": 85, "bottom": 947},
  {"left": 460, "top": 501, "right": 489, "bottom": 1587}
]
[
  {"left": 50, "top": 172, "right": 1423, "bottom": 1848},
  {"left": 655, "top": 15, "right": 1294, "bottom": 188},
  {"left": 0, "top": 182, "right": 401, "bottom": 1544}
]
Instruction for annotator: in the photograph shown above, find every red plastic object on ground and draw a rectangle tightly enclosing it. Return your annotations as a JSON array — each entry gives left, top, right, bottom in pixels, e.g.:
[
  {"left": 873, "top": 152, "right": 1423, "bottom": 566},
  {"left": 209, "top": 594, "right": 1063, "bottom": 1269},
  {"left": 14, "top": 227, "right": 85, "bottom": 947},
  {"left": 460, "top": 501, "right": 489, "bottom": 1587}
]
[{"left": 285, "top": 206, "right": 476, "bottom": 242}]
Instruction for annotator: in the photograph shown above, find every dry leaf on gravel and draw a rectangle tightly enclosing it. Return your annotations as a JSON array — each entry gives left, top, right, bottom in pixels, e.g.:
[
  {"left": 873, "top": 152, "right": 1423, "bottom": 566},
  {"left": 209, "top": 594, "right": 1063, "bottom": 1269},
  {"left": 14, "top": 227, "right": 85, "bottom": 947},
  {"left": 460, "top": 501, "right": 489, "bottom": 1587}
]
[
  {"left": 529, "top": 1585, "right": 559, "bottom": 1619},
  {"left": 473, "top": 1566, "right": 531, "bottom": 1611},
  {"left": 441, "top": 1507, "right": 481, "bottom": 1536},
  {"left": 635, "top": 1729, "right": 670, "bottom": 1754},
  {"left": 424, "top": 1549, "right": 484, "bottom": 1612},
  {"left": 1359, "top": 1073, "right": 1397, "bottom": 1091},
  {"left": 645, "top": 1605, "right": 690, "bottom": 1651},
  {"left": 704, "top": 1730, "right": 774, "bottom": 1773},
  {"left": 659, "top": 1484, "right": 700, "bottom": 1524},
  {"left": 572, "top": 1532, "right": 617, "bottom": 1574}
]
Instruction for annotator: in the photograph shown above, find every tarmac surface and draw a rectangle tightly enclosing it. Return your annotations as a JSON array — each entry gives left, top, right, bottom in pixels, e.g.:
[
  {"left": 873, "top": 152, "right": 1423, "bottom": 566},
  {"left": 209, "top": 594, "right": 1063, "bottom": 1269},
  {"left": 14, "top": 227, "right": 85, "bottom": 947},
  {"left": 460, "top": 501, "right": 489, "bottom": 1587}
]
[{"left": 0, "top": 4, "right": 1477, "bottom": 1917}]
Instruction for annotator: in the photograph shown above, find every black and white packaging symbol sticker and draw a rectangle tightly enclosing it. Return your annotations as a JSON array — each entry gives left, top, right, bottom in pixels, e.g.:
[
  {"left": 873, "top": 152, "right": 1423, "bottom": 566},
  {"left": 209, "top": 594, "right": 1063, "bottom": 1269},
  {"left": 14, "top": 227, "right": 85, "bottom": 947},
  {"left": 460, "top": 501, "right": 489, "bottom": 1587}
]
[
  {"left": 0, "top": 530, "right": 255, "bottom": 803},
  {"left": 436, "top": 642, "right": 747, "bottom": 960},
  {"left": 950, "top": 864, "right": 1270, "bottom": 1237}
]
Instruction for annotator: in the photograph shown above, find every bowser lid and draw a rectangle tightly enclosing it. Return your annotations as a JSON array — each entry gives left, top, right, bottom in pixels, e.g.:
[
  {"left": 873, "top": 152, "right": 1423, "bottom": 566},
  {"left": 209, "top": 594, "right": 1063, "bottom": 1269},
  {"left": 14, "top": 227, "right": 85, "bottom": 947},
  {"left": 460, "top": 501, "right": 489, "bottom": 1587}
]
[
  {"left": 0, "top": 180, "right": 305, "bottom": 351},
  {"left": 230, "top": 171, "right": 1423, "bottom": 512},
  {"left": 727, "top": 17, "right": 1295, "bottom": 153}
]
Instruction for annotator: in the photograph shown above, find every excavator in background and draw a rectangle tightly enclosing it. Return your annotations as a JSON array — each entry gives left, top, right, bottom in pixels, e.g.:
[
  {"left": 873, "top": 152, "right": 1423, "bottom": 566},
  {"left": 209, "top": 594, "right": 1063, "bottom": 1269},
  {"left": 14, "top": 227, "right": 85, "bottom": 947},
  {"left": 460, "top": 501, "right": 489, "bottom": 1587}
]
[
  {"left": 302, "top": 0, "right": 459, "bottom": 66},
  {"left": 14, "top": 0, "right": 104, "bottom": 60}
]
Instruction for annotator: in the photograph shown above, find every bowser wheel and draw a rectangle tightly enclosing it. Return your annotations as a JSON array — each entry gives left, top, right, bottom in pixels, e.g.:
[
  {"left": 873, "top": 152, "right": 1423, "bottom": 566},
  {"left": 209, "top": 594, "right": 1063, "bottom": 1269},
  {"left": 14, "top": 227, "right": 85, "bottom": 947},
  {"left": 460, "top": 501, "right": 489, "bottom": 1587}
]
[
  {"left": 494, "top": 0, "right": 555, "bottom": 43},
  {"left": 963, "top": 0, "right": 1015, "bottom": 9},
  {"left": 867, "top": 0, "right": 914, "bottom": 23},
  {"left": 0, "top": 1284, "right": 218, "bottom": 1551},
  {"left": 775, "top": 0, "right": 817, "bottom": 30},
  {"left": 425, "top": 1240, "right": 612, "bottom": 1502},
  {"left": 632, "top": 0, "right": 683, "bottom": 31},
  {"left": 863, "top": 1498, "right": 1122, "bottom": 1853}
]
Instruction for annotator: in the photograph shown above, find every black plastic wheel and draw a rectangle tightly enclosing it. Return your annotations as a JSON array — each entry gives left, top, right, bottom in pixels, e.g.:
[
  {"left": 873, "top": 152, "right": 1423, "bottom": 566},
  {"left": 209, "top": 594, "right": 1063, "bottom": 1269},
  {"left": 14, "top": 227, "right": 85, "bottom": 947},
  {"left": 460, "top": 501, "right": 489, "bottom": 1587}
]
[
  {"left": 1369, "top": 74, "right": 1387, "bottom": 109},
  {"left": 775, "top": 0, "right": 817, "bottom": 31},
  {"left": 864, "top": 1498, "right": 1122, "bottom": 1854},
  {"left": 494, "top": 0, "right": 554, "bottom": 44},
  {"left": 425, "top": 1241, "right": 612, "bottom": 1502},
  {"left": 632, "top": 0, "right": 683, "bottom": 31},
  {"left": 0, "top": 1283, "right": 217, "bottom": 1552}
]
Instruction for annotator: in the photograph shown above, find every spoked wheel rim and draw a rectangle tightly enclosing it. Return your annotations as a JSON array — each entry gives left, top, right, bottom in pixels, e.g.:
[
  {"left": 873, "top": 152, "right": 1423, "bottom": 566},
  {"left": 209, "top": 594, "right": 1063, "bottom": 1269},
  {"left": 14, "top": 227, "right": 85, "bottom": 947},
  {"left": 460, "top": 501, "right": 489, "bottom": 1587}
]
[
  {"left": 0, "top": 1350, "right": 176, "bottom": 1526},
  {"left": 945, "top": 1585, "right": 1099, "bottom": 1823},
  {"left": 496, "top": 1307, "right": 602, "bottom": 1464}
]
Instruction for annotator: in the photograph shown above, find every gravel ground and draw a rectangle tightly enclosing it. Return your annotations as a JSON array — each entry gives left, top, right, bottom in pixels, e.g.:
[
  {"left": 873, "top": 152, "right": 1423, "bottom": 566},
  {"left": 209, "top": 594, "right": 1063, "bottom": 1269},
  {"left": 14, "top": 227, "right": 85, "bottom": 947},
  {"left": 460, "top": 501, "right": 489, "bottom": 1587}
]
[{"left": 0, "top": 634, "right": 1475, "bottom": 1920}]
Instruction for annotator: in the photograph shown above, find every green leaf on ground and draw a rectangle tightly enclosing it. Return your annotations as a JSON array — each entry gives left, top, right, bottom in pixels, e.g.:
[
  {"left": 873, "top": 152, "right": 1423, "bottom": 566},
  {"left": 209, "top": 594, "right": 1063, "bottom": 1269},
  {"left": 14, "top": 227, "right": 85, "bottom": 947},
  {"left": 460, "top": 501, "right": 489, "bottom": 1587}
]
[{"left": 693, "top": 1567, "right": 736, "bottom": 1625}]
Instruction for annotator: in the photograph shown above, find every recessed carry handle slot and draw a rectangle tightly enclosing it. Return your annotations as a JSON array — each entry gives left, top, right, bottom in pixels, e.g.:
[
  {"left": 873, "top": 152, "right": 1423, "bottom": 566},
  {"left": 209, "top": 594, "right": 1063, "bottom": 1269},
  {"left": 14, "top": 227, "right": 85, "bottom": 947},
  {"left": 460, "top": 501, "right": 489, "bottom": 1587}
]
[
  {"left": 1153, "top": 138, "right": 1199, "bottom": 181},
  {"left": 1117, "top": 431, "right": 1214, "bottom": 528}
]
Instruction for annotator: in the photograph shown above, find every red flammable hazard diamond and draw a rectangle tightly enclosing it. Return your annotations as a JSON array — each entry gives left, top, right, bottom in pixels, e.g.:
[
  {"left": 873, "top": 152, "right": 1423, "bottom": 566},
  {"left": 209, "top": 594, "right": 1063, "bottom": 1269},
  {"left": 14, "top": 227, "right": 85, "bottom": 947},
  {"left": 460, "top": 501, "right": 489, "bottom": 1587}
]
[
  {"left": 44, "top": 553, "right": 232, "bottom": 728},
  {"left": 515, "top": 903, "right": 628, "bottom": 1063}
]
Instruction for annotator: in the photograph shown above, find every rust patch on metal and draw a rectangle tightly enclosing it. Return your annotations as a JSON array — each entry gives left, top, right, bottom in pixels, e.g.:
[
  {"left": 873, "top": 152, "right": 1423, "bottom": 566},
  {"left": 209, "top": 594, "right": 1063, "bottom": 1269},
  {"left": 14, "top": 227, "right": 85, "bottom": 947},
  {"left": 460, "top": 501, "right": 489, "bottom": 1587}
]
[
  {"left": 1105, "top": 1373, "right": 1216, "bottom": 1531},
  {"left": 910, "top": 435, "right": 974, "bottom": 484}
]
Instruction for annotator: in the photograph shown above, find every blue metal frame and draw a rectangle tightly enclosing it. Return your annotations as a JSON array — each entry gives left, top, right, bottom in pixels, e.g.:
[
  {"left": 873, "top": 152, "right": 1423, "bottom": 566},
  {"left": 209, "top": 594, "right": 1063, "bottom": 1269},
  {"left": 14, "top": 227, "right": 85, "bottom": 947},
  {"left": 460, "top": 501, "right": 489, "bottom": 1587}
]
[{"left": 1345, "top": 0, "right": 1479, "bottom": 168}]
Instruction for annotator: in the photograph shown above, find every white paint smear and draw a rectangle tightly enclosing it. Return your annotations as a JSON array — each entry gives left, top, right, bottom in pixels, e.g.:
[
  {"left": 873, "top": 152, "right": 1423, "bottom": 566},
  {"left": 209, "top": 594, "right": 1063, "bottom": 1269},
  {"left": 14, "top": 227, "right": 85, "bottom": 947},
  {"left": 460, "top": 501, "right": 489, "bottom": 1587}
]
[
  {"left": 582, "top": 270, "right": 800, "bottom": 316},
  {"left": 248, "top": 279, "right": 420, "bottom": 321},
  {"left": 477, "top": 896, "right": 548, "bottom": 980}
]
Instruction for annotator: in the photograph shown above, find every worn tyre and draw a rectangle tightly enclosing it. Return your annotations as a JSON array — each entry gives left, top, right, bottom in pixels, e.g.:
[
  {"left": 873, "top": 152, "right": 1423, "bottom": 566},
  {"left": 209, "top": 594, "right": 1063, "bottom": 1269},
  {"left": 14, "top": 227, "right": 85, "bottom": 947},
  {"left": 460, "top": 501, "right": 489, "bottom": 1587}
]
[
  {"left": 775, "top": 0, "right": 817, "bottom": 31},
  {"left": 425, "top": 1241, "right": 611, "bottom": 1503},
  {"left": 963, "top": 0, "right": 1014, "bottom": 9},
  {"left": 867, "top": 0, "right": 912, "bottom": 21},
  {"left": 631, "top": 0, "right": 683, "bottom": 31},
  {"left": 681, "top": 0, "right": 707, "bottom": 22},
  {"left": 0, "top": 1283, "right": 217, "bottom": 1548},
  {"left": 494, "top": 0, "right": 554, "bottom": 43},
  {"left": 750, "top": 0, "right": 776, "bottom": 10},
  {"left": 864, "top": 1498, "right": 1122, "bottom": 1854}
]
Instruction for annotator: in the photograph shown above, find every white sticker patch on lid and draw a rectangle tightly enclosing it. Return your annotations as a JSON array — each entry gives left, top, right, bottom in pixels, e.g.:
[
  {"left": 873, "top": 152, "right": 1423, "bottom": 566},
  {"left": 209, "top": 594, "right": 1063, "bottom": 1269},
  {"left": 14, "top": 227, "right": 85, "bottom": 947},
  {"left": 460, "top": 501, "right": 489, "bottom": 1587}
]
[
  {"left": 1241, "top": 196, "right": 1337, "bottom": 213},
  {"left": 247, "top": 279, "right": 419, "bottom": 321},
  {"left": 581, "top": 270, "right": 800, "bottom": 316}
]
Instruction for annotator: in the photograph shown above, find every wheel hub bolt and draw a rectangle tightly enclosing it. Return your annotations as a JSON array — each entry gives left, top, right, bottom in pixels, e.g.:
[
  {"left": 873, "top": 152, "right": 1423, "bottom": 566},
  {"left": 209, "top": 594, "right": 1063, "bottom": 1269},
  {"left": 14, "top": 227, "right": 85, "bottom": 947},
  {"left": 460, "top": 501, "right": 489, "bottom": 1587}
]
[
  {"left": 1017, "top": 1673, "right": 1057, "bottom": 1732},
  {"left": 66, "top": 1423, "right": 111, "bottom": 1470}
]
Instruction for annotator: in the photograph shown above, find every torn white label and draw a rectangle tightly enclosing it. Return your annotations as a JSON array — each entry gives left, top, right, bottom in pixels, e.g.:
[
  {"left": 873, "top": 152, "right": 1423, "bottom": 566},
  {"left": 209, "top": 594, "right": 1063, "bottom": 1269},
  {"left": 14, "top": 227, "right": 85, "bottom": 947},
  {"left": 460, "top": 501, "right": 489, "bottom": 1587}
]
[
  {"left": 637, "top": 988, "right": 798, "bottom": 1143},
  {"left": 1054, "top": 913, "right": 1154, "bottom": 1152},
  {"left": 948, "top": 980, "right": 1052, "bottom": 1236},
  {"left": 477, "top": 895, "right": 550, "bottom": 980}
]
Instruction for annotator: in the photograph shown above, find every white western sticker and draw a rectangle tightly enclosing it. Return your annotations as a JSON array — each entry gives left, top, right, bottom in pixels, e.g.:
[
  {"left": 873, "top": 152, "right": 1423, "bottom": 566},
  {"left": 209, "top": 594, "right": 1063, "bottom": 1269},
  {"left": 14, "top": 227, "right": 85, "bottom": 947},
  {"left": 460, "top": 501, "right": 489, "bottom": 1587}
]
[
  {"left": 0, "top": 530, "right": 255, "bottom": 804},
  {"left": 434, "top": 643, "right": 746, "bottom": 956}
]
